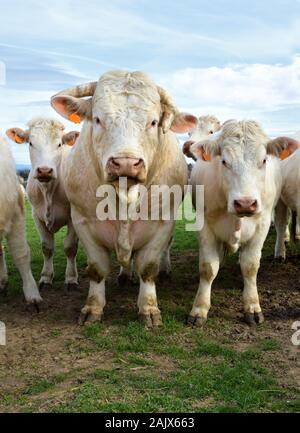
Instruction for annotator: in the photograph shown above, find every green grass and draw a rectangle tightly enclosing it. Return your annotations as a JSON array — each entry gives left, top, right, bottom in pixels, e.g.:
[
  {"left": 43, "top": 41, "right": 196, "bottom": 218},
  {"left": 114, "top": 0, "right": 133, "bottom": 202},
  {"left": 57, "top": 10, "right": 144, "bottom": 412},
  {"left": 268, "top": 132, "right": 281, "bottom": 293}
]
[{"left": 0, "top": 197, "right": 299, "bottom": 413}]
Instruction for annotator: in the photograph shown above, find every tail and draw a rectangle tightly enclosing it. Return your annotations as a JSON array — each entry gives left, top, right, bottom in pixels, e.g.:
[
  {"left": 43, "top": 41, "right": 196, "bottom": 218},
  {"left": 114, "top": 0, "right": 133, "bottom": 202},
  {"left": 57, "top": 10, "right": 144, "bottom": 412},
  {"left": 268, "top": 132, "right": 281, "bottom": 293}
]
[{"left": 291, "top": 211, "right": 297, "bottom": 243}]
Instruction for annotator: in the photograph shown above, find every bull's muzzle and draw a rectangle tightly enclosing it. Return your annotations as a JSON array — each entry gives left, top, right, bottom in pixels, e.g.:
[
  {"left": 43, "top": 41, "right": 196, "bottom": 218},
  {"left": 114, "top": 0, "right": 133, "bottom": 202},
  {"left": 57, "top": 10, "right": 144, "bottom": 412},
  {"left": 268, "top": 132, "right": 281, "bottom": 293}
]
[
  {"left": 233, "top": 198, "right": 258, "bottom": 217},
  {"left": 106, "top": 157, "right": 145, "bottom": 180},
  {"left": 35, "top": 166, "right": 55, "bottom": 183}
]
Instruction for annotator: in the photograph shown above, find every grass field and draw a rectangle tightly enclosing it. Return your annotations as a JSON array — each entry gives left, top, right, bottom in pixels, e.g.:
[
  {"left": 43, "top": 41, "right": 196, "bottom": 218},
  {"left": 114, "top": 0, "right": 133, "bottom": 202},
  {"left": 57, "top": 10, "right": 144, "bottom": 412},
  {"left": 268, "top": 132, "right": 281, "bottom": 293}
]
[{"left": 0, "top": 198, "right": 299, "bottom": 413}]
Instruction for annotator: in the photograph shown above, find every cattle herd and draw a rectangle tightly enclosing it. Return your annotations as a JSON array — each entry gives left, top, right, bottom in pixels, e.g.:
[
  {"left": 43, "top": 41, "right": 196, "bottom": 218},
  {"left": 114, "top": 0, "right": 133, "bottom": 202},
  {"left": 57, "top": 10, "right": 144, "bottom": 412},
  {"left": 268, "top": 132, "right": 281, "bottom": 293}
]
[{"left": 1, "top": 70, "right": 299, "bottom": 329}]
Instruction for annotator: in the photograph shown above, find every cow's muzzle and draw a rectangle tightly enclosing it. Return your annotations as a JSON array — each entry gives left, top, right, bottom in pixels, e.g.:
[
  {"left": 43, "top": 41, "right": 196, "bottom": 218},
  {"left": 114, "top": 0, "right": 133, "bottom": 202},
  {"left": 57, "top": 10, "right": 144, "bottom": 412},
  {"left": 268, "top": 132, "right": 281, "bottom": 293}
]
[
  {"left": 106, "top": 157, "right": 145, "bottom": 180},
  {"left": 233, "top": 198, "right": 258, "bottom": 217},
  {"left": 35, "top": 166, "right": 55, "bottom": 183}
]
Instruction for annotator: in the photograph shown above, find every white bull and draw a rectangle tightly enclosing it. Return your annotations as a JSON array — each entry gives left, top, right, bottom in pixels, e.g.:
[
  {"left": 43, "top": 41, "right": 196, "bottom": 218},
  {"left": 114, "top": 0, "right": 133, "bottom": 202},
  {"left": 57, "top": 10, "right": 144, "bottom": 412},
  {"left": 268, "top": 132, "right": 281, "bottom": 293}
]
[
  {"left": 50, "top": 70, "right": 197, "bottom": 328},
  {"left": 7, "top": 118, "right": 79, "bottom": 291},
  {"left": 0, "top": 136, "right": 41, "bottom": 305},
  {"left": 188, "top": 120, "right": 297, "bottom": 326}
]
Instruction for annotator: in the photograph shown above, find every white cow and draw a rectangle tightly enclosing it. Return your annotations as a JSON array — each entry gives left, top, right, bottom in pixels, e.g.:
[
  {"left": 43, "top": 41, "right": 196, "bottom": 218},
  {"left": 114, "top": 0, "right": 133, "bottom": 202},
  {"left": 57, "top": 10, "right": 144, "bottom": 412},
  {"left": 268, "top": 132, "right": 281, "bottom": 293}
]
[
  {"left": 274, "top": 137, "right": 300, "bottom": 260},
  {"left": 183, "top": 115, "right": 221, "bottom": 161},
  {"left": 7, "top": 118, "right": 79, "bottom": 291},
  {"left": 188, "top": 120, "right": 297, "bottom": 326},
  {"left": 0, "top": 136, "right": 41, "bottom": 306},
  {"left": 50, "top": 70, "right": 197, "bottom": 327}
]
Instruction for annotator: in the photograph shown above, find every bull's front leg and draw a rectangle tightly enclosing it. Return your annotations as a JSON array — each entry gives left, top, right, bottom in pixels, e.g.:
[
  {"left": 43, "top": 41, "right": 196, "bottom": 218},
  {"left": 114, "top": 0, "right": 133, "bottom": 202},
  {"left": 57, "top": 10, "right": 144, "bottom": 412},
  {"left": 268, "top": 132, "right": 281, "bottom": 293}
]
[
  {"left": 74, "top": 220, "right": 110, "bottom": 325},
  {"left": 135, "top": 221, "right": 175, "bottom": 329},
  {"left": 64, "top": 222, "right": 79, "bottom": 290},
  {"left": 274, "top": 199, "right": 289, "bottom": 261},
  {"left": 188, "top": 226, "right": 221, "bottom": 327}
]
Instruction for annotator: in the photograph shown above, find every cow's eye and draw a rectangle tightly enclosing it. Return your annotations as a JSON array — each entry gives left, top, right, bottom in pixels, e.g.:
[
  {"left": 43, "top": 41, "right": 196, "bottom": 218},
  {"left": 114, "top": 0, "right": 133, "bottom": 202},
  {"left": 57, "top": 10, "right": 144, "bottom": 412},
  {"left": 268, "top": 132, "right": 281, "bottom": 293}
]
[
  {"left": 94, "top": 117, "right": 102, "bottom": 126},
  {"left": 151, "top": 120, "right": 158, "bottom": 127},
  {"left": 29, "top": 142, "right": 33, "bottom": 147},
  {"left": 222, "top": 159, "right": 227, "bottom": 167},
  {"left": 58, "top": 143, "right": 62, "bottom": 148},
  {"left": 263, "top": 158, "right": 267, "bottom": 164},
  {"left": 209, "top": 130, "right": 214, "bottom": 134}
]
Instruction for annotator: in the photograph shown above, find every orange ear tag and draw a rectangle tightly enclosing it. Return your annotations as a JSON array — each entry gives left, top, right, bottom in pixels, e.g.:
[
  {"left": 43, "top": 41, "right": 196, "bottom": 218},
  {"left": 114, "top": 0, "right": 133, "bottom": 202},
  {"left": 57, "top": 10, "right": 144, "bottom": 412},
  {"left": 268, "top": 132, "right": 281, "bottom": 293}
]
[
  {"left": 69, "top": 113, "right": 81, "bottom": 124},
  {"left": 280, "top": 149, "right": 290, "bottom": 160},
  {"left": 202, "top": 151, "right": 211, "bottom": 161},
  {"left": 15, "top": 135, "right": 24, "bottom": 144}
]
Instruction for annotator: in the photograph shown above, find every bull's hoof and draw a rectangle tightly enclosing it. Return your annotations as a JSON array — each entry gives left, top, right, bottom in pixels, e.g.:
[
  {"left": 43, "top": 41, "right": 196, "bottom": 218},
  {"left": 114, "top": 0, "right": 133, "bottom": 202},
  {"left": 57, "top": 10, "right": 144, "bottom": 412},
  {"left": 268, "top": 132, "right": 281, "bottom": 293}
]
[
  {"left": 39, "top": 281, "right": 53, "bottom": 291},
  {"left": 138, "top": 312, "right": 162, "bottom": 329},
  {"left": 78, "top": 310, "right": 102, "bottom": 326},
  {"left": 187, "top": 315, "right": 207, "bottom": 328},
  {"left": 65, "top": 282, "right": 79, "bottom": 292},
  {"left": 243, "top": 312, "right": 264, "bottom": 326},
  {"left": 25, "top": 300, "right": 42, "bottom": 314}
]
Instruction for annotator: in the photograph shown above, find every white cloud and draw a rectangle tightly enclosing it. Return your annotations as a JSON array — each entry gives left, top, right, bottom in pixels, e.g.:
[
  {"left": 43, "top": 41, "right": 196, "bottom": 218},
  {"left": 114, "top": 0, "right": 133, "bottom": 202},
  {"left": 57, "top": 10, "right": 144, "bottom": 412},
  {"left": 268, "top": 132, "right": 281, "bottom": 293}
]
[{"left": 157, "top": 56, "right": 300, "bottom": 119}]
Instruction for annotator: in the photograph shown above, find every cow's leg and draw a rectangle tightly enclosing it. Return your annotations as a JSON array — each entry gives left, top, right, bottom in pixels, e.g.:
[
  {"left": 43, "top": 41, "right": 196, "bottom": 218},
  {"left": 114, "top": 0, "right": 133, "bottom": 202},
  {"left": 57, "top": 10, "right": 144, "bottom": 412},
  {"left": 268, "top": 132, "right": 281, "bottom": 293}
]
[
  {"left": 274, "top": 199, "right": 288, "bottom": 261},
  {"left": 0, "top": 242, "right": 8, "bottom": 294},
  {"left": 7, "top": 214, "right": 42, "bottom": 305},
  {"left": 33, "top": 214, "right": 54, "bottom": 289},
  {"left": 296, "top": 214, "right": 300, "bottom": 241},
  {"left": 64, "top": 223, "right": 78, "bottom": 290},
  {"left": 159, "top": 240, "right": 172, "bottom": 279},
  {"left": 74, "top": 222, "right": 110, "bottom": 325},
  {"left": 188, "top": 226, "right": 221, "bottom": 327},
  {"left": 135, "top": 222, "right": 175, "bottom": 328},
  {"left": 240, "top": 219, "right": 271, "bottom": 326}
]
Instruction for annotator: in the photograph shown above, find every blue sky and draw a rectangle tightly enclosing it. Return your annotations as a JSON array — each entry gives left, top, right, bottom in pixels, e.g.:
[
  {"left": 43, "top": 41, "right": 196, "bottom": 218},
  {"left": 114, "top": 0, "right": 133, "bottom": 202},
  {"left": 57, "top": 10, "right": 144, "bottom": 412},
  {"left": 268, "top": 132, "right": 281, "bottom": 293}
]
[{"left": 1, "top": 0, "right": 300, "bottom": 163}]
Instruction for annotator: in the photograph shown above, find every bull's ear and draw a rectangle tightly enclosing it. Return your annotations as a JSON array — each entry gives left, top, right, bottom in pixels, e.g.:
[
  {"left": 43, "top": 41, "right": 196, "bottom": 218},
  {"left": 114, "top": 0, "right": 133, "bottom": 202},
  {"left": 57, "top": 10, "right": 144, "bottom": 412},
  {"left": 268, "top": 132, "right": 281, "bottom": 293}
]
[
  {"left": 62, "top": 131, "right": 80, "bottom": 146},
  {"left": 51, "top": 95, "right": 92, "bottom": 123},
  {"left": 267, "top": 136, "right": 300, "bottom": 159},
  {"left": 171, "top": 113, "right": 198, "bottom": 134},
  {"left": 6, "top": 128, "right": 29, "bottom": 144}
]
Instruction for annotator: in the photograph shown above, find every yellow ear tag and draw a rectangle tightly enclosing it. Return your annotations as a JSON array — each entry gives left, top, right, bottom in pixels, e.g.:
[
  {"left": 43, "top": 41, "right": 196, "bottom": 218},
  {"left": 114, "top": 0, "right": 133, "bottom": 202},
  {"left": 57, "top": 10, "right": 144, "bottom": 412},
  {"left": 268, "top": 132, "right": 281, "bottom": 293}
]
[
  {"left": 203, "top": 151, "right": 211, "bottom": 161},
  {"left": 15, "top": 135, "right": 23, "bottom": 144},
  {"left": 280, "top": 149, "right": 290, "bottom": 160},
  {"left": 69, "top": 113, "right": 81, "bottom": 124}
]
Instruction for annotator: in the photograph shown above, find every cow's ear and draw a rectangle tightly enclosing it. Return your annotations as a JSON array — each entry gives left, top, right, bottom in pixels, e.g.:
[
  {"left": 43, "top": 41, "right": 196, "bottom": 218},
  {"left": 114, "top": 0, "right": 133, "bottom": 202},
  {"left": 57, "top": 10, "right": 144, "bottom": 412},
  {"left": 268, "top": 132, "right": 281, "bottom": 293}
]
[
  {"left": 192, "top": 143, "right": 212, "bottom": 161},
  {"left": 62, "top": 131, "right": 80, "bottom": 146},
  {"left": 267, "top": 136, "right": 300, "bottom": 159},
  {"left": 51, "top": 95, "right": 92, "bottom": 123},
  {"left": 6, "top": 128, "right": 29, "bottom": 144},
  {"left": 171, "top": 113, "right": 198, "bottom": 134}
]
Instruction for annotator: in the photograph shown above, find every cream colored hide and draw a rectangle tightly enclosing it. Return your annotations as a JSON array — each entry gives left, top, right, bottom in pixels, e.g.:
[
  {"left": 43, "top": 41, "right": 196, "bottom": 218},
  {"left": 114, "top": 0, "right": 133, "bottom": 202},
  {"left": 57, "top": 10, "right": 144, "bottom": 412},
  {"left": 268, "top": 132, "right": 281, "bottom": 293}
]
[
  {"left": 6, "top": 118, "right": 79, "bottom": 290},
  {"left": 274, "top": 139, "right": 300, "bottom": 260},
  {"left": 188, "top": 121, "right": 296, "bottom": 327},
  {"left": 0, "top": 136, "right": 41, "bottom": 305},
  {"left": 51, "top": 70, "right": 197, "bottom": 328}
]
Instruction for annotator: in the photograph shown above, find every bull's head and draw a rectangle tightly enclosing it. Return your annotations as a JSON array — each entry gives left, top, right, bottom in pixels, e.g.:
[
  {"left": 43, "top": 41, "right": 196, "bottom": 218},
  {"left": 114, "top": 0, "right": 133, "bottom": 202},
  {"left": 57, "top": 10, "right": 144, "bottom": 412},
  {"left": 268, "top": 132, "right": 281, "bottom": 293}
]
[{"left": 50, "top": 71, "right": 197, "bottom": 187}]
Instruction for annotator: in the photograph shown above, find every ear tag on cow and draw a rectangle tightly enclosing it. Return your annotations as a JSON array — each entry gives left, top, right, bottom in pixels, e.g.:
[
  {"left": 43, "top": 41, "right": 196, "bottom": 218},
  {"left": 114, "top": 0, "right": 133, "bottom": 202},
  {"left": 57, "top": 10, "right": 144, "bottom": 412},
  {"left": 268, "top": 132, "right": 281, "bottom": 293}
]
[
  {"left": 15, "top": 135, "right": 24, "bottom": 144},
  {"left": 202, "top": 151, "right": 211, "bottom": 161},
  {"left": 69, "top": 113, "right": 81, "bottom": 124},
  {"left": 280, "top": 149, "right": 290, "bottom": 160}
]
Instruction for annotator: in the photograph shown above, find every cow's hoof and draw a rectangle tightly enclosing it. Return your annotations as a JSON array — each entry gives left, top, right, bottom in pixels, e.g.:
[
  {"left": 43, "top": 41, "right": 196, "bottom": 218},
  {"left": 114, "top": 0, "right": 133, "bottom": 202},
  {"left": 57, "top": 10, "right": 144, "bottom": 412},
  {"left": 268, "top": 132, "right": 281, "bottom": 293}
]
[
  {"left": 0, "top": 281, "right": 8, "bottom": 296},
  {"left": 117, "top": 273, "right": 130, "bottom": 287},
  {"left": 138, "top": 312, "right": 162, "bottom": 329},
  {"left": 274, "top": 256, "right": 285, "bottom": 264},
  {"left": 65, "top": 282, "right": 79, "bottom": 292},
  {"left": 25, "top": 300, "right": 42, "bottom": 314},
  {"left": 187, "top": 315, "right": 207, "bottom": 328},
  {"left": 243, "top": 312, "right": 264, "bottom": 326},
  {"left": 39, "top": 281, "right": 53, "bottom": 291},
  {"left": 78, "top": 310, "right": 102, "bottom": 326}
]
